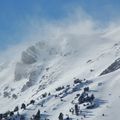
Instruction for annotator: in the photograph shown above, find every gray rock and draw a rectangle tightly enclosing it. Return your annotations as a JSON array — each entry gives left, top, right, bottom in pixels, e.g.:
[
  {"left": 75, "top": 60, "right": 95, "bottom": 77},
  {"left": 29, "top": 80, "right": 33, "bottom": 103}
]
[{"left": 100, "top": 58, "right": 120, "bottom": 76}]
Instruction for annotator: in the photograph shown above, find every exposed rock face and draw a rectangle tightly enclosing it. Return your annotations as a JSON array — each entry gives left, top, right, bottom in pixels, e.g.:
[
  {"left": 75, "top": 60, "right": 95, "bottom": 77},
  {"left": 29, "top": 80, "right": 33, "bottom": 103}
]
[
  {"left": 21, "top": 51, "right": 37, "bottom": 64},
  {"left": 19, "top": 65, "right": 44, "bottom": 92},
  {"left": 14, "top": 42, "right": 45, "bottom": 81},
  {"left": 14, "top": 41, "right": 61, "bottom": 81},
  {"left": 14, "top": 62, "right": 28, "bottom": 81},
  {"left": 21, "top": 42, "right": 47, "bottom": 65},
  {"left": 100, "top": 58, "right": 120, "bottom": 76},
  {"left": 13, "top": 41, "right": 58, "bottom": 92}
]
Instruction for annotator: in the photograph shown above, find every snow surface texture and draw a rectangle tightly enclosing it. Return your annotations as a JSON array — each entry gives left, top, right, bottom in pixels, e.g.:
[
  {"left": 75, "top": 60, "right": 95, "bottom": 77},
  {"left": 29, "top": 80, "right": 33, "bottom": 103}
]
[{"left": 1, "top": 22, "right": 120, "bottom": 120}]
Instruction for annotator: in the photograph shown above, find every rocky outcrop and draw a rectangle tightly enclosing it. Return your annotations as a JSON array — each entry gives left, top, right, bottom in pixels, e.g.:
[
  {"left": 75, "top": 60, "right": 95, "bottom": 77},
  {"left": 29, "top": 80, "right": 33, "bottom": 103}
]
[{"left": 100, "top": 58, "right": 120, "bottom": 76}]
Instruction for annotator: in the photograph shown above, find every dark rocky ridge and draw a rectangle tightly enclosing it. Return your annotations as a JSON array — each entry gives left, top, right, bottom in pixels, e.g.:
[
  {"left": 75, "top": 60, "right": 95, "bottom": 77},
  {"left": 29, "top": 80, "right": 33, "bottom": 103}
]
[{"left": 100, "top": 58, "right": 120, "bottom": 76}]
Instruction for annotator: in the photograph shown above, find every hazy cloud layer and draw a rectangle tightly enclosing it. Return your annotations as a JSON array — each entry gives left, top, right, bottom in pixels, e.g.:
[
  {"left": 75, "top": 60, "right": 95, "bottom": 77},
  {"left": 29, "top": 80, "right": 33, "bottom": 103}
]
[{"left": 0, "top": 7, "right": 120, "bottom": 63}]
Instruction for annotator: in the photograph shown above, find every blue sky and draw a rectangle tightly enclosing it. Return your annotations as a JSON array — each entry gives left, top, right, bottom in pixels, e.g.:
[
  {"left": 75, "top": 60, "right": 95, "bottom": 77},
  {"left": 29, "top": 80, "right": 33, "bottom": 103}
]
[{"left": 0, "top": 0, "right": 120, "bottom": 50}]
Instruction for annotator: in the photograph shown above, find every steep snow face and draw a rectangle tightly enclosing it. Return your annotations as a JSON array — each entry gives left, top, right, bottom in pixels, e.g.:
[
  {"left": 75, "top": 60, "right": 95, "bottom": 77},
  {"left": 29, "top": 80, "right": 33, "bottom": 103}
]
[{"left": 1, "top": 34, "right": 120, "bottom": 119}]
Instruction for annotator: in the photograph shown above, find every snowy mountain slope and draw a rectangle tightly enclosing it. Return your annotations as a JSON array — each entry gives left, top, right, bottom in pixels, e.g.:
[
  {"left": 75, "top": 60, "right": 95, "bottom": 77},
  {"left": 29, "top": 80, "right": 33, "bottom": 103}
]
[{"left": 0, "top": 29, "right": 120, "bottom": 120}]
